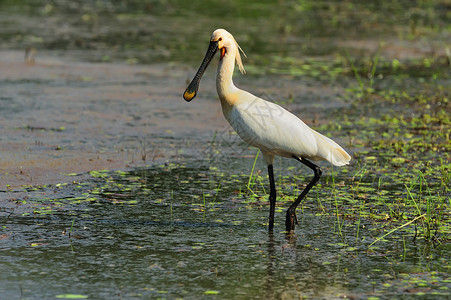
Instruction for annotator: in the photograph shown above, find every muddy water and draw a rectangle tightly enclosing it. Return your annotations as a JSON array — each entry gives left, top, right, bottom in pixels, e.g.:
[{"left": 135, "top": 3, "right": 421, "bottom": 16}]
[
  {"left": 1, "top": 1, "right": 450, "bottom": 299},
  {"left": 0, "top": 50, "right": 345, "bottom": 193},
  {"left": 0, "top": 50, "right": 226, "bottom": 190}
]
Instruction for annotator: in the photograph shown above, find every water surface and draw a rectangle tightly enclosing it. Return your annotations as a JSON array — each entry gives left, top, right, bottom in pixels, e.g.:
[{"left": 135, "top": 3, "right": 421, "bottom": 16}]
[{"left": 0, "top": 1, "right": 450, "bottom": 299}]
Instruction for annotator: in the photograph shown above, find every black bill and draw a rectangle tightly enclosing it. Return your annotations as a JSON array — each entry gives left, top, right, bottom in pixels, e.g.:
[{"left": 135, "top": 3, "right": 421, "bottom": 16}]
[{"left": 183, "top": 40, "right": 219, "bottom": 102}]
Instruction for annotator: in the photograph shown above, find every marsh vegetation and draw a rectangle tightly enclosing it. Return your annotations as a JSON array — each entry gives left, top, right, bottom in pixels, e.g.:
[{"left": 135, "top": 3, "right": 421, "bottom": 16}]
[{"left": 0, "top": 0, "right": 449, "bottom": 298}]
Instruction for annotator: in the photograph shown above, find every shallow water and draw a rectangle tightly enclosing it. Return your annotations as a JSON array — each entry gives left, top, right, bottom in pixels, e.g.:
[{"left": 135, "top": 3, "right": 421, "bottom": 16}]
[
  {"left": 0, "top": 1, "right": 450, "bottom": 299},
  {"left": 1, "top": 164, "right": 449, "bottom": 299}
]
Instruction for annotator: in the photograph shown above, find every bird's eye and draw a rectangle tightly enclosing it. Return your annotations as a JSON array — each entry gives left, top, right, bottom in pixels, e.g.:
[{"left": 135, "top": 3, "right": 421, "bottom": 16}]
[{"left": 218, "top": 37, "right": 222, "bottom": 41}]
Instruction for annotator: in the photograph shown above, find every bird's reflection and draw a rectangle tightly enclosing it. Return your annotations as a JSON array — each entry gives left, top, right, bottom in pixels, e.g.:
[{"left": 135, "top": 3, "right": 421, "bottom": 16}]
[
  {"left": 264, "top": 231, "right": 276, "bottom": 297},
  {"left": 264, "top": 231, "right": 299, "bottom": 297}
]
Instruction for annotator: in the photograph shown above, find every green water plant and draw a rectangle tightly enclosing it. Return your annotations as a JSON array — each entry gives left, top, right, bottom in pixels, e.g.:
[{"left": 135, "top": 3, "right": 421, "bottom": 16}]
[
  {"left": 69, "top": 217, "right": 75, "bottom": 239},
  {"left": 247, "top": 150, "right": 261, "bottom": 197},
  {"left": 369, "top": 213, "right": 426, "bottom": 248},
  {"left": 346, "top": 45, "right": 381, "bottom": 99},
  {"left": 405, "top": 171, "right": 447, "bottom": 243}
]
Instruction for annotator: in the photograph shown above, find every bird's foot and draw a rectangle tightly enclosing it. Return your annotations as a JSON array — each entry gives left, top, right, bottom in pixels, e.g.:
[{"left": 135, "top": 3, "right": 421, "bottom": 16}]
[{"left": 285, "top": 208, "right": 298, "bottom": 232}]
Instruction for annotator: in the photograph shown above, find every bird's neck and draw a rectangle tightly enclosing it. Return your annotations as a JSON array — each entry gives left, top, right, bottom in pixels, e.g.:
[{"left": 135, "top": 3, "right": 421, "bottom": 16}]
[{"left": 216, "top": 50, "right": 239, "bottom": 107}]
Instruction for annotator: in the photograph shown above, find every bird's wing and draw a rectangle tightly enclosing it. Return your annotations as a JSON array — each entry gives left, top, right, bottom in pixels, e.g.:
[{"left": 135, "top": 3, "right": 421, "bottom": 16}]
[
  {"left": 310, "top": 130, "right": 351, "bottom": 166},
  {"left": 228, "top": 94, "right": 351, "bottom": 166},
  {"left": 229, "top": 96, "right": 318, "bottom": 158}
]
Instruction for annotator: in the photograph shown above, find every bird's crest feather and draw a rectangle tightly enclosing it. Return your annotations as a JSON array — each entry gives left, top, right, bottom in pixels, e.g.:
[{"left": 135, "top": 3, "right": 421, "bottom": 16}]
[{"left": 234, "top": 38, "right": 246, "bottom": 74}]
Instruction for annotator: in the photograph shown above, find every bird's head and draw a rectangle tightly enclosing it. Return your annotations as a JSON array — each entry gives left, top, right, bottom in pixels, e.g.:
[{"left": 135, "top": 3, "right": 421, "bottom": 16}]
[
  {"left": 211, "top": 29, "right": 246, "bottom": 74},
  {"left": 183, "top": 29, "right": 246, "bottom": 102}
]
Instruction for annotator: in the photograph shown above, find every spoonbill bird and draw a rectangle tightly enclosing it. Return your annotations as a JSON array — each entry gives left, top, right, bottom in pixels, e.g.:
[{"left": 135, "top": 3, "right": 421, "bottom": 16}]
[{"left": 183, "top": 29, "right": 351, "bottom": 232}]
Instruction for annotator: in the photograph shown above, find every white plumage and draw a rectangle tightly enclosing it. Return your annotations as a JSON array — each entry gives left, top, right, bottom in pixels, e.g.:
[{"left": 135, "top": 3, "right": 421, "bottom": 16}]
[
  {"left": 225, "top": 94, "right": 351, "bottom": 166},
  {"left": 184, "top": 29, "right": 351, "bottom": 233}
]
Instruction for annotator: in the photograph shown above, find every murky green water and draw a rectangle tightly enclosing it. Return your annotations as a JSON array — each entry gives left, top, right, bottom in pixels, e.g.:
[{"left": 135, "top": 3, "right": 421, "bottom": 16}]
[{"left": 1, "top": 0, "right": 450, "bottom": 299}]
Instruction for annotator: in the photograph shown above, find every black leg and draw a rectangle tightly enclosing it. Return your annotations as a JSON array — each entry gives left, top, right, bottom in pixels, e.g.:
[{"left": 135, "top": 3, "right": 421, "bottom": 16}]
[
  {"left": 267, "top": 164, "right": 277, "bottom": 231},
  {"left": 286, "top": 156, "right": 322, "bottom": 232}
]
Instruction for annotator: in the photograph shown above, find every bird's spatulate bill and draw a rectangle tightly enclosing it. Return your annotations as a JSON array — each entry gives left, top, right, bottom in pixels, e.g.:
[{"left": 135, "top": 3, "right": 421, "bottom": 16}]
[{"left": 183, "top": 41, "right": 218, "bottom": 101}]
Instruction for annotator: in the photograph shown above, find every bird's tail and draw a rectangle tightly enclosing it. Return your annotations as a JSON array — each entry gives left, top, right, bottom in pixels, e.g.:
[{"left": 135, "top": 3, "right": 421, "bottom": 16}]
[{"left": 313, "top": 131, "right": 351, "bottom": 166}]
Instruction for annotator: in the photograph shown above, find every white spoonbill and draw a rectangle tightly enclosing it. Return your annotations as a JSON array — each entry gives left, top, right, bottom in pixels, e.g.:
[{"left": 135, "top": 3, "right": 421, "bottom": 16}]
[{"left": 183, "top": 29, "right": 351, "bottom": 232}]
